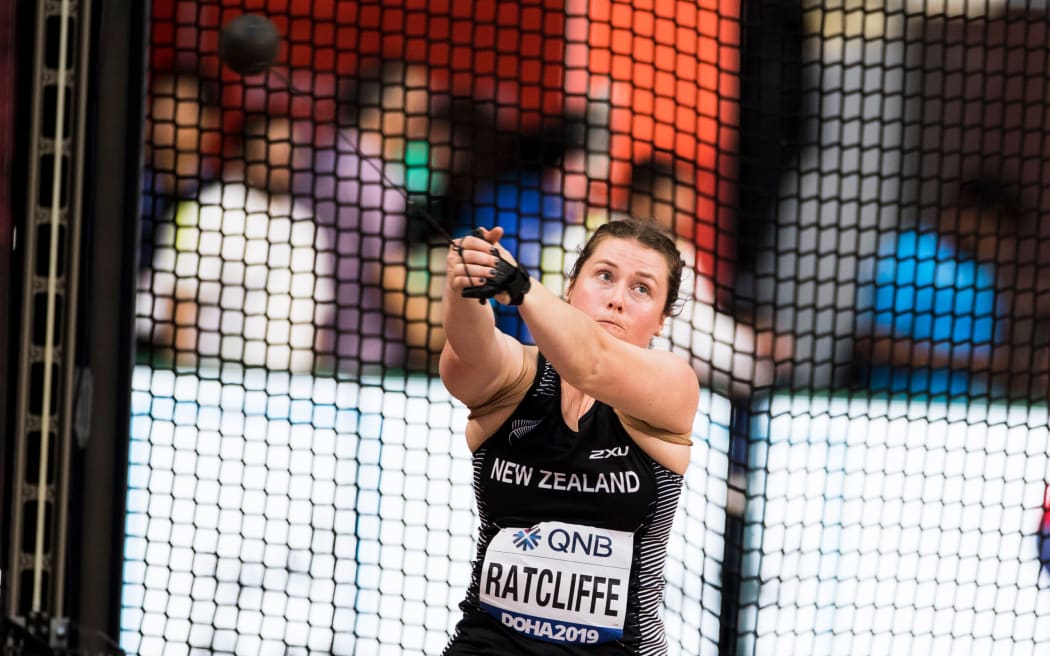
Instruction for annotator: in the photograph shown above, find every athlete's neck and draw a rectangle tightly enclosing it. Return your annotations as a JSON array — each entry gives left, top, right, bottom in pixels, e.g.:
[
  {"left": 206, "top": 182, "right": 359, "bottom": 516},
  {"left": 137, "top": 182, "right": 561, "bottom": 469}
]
[{"left": 560, "top": 382, "right": 595, "bottom": 432}]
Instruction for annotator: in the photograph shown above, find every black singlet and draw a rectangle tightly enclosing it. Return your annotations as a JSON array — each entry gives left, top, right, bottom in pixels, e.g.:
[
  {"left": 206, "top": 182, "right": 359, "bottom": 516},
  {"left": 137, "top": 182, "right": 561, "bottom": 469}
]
[{"left": 443, "top": 353, "right": 685, "bottom": 655}]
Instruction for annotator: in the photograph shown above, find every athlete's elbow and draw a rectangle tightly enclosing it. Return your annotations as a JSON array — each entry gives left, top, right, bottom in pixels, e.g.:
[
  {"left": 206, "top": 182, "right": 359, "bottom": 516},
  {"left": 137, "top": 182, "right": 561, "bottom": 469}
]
[
  {"left": 668, "top": 410, "right": 698, "bottom": 437},
  {"left": 438, "top": 343, "right": 465, "bottom": 386}
]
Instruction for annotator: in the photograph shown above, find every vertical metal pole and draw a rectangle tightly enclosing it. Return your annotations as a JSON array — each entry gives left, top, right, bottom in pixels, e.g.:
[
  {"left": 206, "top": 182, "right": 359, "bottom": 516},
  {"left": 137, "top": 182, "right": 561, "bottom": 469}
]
[
  {"left": 718, "top": 390, "right": 771, "bottom": 656},
  {"left": 0, "top": 0, "right": 21, "bottom": 626},
  {"left": 719, "top": 0, "right": 803, "bottom": 651},
  {"left": 718, "top": 398, "right": 751, "bottom": 656},
  {"left": 6, "top": 0, "right": 88, "bottom": 645},
  {"left": 70, "top": 0, "right": 146, "bottom": 651}
]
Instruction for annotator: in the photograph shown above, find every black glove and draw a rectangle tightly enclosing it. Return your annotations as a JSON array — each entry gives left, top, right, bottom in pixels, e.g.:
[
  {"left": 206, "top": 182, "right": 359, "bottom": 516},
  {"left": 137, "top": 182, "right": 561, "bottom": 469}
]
[{"left": 461, "top": 232, "right": 531, "bottom": 306}]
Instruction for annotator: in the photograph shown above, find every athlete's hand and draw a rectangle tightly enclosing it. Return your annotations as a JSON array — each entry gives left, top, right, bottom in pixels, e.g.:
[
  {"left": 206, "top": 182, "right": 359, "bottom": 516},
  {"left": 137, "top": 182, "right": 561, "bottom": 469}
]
[{"left": 448, "top": 227, "right": 524, "bottom": 306}]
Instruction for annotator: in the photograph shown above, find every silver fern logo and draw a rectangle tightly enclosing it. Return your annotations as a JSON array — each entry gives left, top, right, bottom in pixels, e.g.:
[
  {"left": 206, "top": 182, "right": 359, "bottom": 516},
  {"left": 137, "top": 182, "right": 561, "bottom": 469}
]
[{"left": 509, "top": 418, "right": 541, "bottom": 442}]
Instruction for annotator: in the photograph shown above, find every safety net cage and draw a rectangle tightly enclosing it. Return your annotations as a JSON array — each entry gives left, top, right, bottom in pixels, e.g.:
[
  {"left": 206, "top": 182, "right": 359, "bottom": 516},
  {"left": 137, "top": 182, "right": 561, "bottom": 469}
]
[{"left": 119, "top": 0, "right": 1050, "bottom": 655}]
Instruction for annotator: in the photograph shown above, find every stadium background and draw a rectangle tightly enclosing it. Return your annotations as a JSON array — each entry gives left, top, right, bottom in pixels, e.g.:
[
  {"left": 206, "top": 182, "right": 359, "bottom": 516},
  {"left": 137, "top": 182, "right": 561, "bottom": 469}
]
[{"left": 2, "top": 1, "right": 1050, "bottom": 655}]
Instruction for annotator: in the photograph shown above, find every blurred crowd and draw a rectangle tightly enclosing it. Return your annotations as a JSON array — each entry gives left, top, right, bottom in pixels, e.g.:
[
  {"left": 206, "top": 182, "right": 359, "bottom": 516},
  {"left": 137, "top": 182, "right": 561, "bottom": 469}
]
[
  {"left": 137, "top": 8, "right": 1050, "bottom": 404},
  {"left": 135, "top": 58, "right": 792, "bottom": 401}
]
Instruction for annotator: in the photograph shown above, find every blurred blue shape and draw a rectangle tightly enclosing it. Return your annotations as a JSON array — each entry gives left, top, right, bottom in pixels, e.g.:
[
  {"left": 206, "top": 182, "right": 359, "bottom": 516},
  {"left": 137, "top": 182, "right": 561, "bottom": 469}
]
[
  {"left": 455, "top": 170, "right": 565, "bottom": 344},
  {"left": 860, "top": 229, "right": 1001, "bottom": 396}
]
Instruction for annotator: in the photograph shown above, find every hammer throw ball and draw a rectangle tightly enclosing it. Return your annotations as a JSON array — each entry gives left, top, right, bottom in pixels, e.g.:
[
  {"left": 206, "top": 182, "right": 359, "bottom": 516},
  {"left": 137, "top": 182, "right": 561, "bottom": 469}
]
[{"left": 219, "top": 14, "right": 281, "bottom": 76}]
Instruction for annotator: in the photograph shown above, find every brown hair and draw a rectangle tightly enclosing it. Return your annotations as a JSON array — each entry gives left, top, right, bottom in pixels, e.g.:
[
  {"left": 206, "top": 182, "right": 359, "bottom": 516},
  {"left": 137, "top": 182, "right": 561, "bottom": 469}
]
[{"left": 568, "top": 217, "right": 686, "bottom": 317}]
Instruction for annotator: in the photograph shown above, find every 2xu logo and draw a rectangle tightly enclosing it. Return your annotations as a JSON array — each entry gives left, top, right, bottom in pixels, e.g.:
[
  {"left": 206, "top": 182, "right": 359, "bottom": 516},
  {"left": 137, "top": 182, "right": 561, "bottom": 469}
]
[{"left": 589, "top": 446, "right": 629, "bottom": 460}]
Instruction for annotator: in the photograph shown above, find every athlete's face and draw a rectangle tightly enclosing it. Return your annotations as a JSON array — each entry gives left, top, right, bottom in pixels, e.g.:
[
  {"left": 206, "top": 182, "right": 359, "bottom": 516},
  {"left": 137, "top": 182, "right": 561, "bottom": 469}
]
[{"left": 566, "top": 237, "right": 670, "bottom": 348}]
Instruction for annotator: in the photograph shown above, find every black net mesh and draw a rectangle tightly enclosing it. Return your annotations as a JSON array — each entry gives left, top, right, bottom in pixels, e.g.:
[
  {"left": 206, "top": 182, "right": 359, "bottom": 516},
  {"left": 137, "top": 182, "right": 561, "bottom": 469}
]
[{"left": 119, "top": 1, "right": 1050, "bottom": 654}]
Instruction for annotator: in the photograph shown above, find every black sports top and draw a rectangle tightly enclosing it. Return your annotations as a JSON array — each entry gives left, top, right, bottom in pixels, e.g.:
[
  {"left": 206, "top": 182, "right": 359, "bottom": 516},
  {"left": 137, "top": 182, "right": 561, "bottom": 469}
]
[{"left": 443, "top": 353, "right": 686, "bottom": 655}]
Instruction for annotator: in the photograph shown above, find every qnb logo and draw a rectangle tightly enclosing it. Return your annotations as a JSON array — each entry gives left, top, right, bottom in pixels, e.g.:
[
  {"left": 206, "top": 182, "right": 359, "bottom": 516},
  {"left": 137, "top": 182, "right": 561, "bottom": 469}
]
[
  {"left": 513, "top": 526, "right": 543, "bottom": 551},
  {"left": 549, "top": 528, "right": 613, "bottom": 557}
]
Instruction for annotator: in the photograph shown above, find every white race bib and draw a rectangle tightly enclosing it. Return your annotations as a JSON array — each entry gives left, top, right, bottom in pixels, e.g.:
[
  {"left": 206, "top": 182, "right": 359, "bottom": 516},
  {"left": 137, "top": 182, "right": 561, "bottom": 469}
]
[{"left": 479, "top": 521, "right": 634, "bottom": 645}]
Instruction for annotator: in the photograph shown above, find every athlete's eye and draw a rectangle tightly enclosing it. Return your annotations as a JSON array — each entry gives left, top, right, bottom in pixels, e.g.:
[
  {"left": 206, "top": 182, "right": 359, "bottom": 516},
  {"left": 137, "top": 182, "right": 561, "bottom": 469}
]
[
  {"left": 597, "top": 270, "right": 613, "bottom": 282},
  {"left": 633, "top": 284, "right": 651, "bottom": 296}
]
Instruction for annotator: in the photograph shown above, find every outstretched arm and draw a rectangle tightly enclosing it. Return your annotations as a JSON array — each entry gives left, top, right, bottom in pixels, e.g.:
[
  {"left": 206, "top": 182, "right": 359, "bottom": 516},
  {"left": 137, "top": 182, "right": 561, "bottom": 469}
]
[
  {"left": 446, "top": 227, "right": 699, "bottom": 471},
  {"left": 456, "top": 226, "right": 698, "bottom": 437},
  {"left": 438, "top": 228, "right": 527, "bottom": 410}
]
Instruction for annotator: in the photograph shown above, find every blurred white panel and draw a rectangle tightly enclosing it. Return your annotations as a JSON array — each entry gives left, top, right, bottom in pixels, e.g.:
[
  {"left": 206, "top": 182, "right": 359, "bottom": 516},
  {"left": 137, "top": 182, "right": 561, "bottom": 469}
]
[
  {"left": 119, "top": 367, "right": 731, "bottom": 656},
  {"left": 744, "top": 393, "right": 1050, "bottom": 656}
]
